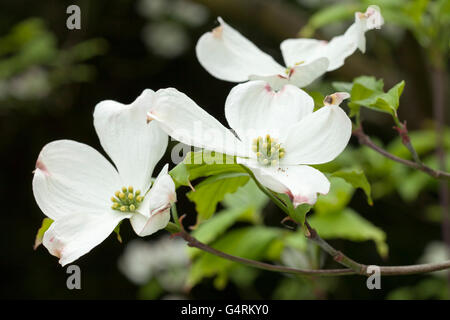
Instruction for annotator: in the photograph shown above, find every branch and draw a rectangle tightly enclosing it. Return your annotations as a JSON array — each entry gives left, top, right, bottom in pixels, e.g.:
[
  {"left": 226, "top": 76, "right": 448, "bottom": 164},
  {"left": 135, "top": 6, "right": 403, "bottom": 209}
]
[
  {"left": 353, "top": 125, "right": 450, "bottom": 180},
  {"left": 304, "top": 220, "right": 367, "bottom": 274},
  {"left": 167, "top": 222, "right": 450, "bottom": 277},
  {"left": 177, "top": 228, "right": 353, "bottom": 277}
]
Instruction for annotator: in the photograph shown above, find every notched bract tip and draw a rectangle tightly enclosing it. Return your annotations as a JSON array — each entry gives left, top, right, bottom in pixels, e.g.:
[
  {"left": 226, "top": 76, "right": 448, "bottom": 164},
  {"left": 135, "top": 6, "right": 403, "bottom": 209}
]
[{"left": 323, "top": 92, "right": 350, "bottom": 106}]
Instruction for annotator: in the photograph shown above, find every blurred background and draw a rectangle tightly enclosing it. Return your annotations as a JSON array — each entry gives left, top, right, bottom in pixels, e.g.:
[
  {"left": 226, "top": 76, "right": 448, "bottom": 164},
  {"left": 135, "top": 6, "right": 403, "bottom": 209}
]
[{"left": 1, "top": 0, "right": 449, "bottom": 299}]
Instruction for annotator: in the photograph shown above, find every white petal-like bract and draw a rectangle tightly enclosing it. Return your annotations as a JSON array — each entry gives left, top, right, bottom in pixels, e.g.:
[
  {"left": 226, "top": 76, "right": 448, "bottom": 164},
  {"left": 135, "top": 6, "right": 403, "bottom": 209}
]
[
  {"left": 32, "top": 140, "right": 122, "bottom": 221},
  {"left": 225, "top": 81, "right": 314, "bottom": 144},
  {"left": 238, "top": 159, "right": 330, "bottom": 207},
  {"left": 196, "top": 17, "right": 285, "bottom": 82},
  {"left": 94, "top": 89, "right": 168, "bottom": 192},
  {"left": 150, "top": 87, "right": 248, "bottom": 157},
  {"left": 131, "top": 164, "right": 176, "bottom": 236},
  {"left": 282, "top": 105, "right": 352, "bottom": 165}
]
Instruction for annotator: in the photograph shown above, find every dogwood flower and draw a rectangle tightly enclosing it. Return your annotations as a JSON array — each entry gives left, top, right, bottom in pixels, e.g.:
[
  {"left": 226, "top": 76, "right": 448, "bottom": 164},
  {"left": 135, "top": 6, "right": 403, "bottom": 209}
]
[
  {"left": 196, "top": 5, "right": 383, "bottom": 90},
  {"left": 32, "top": 90, "right": 176, "bottom": 266},
  {"left": 147, "top": 81, "right": 351, "bottom": 208}
]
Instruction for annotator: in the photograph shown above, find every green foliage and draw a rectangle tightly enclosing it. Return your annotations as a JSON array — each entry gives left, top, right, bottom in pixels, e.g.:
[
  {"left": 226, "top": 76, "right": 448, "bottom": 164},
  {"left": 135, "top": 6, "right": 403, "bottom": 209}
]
[
  {"left": 331, "top": 169, "right": 373, "bottom": 205},
  {"left": 190, "top": 207, "right": 253, "bottom": 252},
  {"left": 334, "top": 76, "right": 405, "bottom": 117},
  {"left": 222, "top": 179, "right": 269, "bottom": 212},
  {"left": 309, "top": 208, "right": 388, "bottom": 258},
  {"left": 387, "top": 277, "right": 449, "bottom": 300},
  {"left": 0, "top": 18, "right": 107, "bottom": 103},
  {"left": 300, "top": 3, "right": 363, "bottom": 37},
  {"left": 187, "top": 172, "right": 249, "bottom": 221},
  {"left": 189, "top": 180, "right": 268, "bottom": 256},
  {"left": 306, "top": 91, "right": 326, "bottom": 111},
  {"left": 312, "top": 177, "right": 387, "bottom": 257},
  {"left": 300, "top": 0, "right": 449, "bottom": 66},
  {"left": 33, "top": 217, "right": 53, "bottom": 250},
  {"left": 169, "top": 150, "right": 245, "bottom": 188},
  {"left": 314, "top": 177, "right": 355, "bottom": 213}
]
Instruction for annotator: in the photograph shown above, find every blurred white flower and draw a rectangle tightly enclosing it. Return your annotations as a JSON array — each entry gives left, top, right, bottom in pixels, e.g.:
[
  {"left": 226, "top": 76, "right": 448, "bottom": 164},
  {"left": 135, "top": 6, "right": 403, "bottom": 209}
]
[
  {"left": 7, "top": 67, "right": 50, "bottom": 100},
  {"left": 172, "top": 1, "right": 209, "bottom": 27},
  {"left": 142, "top": 22, "right": 190, "bottom": 58},
  {"left": 119, "top": 236, "right": 190, "bottom": 291},
  {"left": 137, "top": 0, "right": 168, "bottom": 19},
  {"left": 419, "top": 242, "right": 450, "bottom": 278}
]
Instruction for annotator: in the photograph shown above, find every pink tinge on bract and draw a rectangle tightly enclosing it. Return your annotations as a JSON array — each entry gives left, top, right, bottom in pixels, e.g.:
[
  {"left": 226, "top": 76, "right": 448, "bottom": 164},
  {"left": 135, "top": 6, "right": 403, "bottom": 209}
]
[
  {"left": 35, "top": 159, "right": 50, "bottom": 176},
  {"left": 287, "top": 190, "right": 314, "bottom": 208},
  {"left": 47, "top": 235, "right": 64, "bottom": 259},
  {"left": 212, "top": 25, "right": 223, "bottom": 38}
]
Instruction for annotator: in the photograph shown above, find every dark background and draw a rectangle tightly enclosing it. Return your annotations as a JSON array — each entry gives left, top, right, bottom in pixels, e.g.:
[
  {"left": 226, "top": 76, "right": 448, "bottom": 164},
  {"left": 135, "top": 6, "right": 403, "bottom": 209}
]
[{"left": 0, "top": 0, "right": 448, "bottom": 299}]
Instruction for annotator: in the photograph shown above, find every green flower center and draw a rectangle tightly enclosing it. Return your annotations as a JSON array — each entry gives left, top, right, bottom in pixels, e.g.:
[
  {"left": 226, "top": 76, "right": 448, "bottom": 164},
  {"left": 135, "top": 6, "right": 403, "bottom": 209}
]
[
  {"left": 111, "top": 186, "right": 143, "bottom": 212},
  {"left": 252, "top": 134, "right": 285, "bottom": 166}
]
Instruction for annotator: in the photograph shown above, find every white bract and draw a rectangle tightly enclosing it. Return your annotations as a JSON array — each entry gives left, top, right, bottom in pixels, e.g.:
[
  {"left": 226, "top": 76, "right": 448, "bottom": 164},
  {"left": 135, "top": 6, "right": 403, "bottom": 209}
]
[
  {"left": 148, "top": 81, "right": 352, "bottom": 208},
  {"left": 32, "top": 90, "right": 176, "bottom": 266},
  {"left": 196, "top": 6, "right": 383, "bottom": 90}
]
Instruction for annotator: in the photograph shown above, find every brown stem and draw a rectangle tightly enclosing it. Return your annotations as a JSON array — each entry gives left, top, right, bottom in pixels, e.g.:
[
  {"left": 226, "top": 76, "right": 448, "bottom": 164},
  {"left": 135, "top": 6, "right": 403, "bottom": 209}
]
[
  {"left": 168, "top": 224, "right": 450, "bottom": 278},
  {"left": 304, "top": 220, "right": 367, "bottom": 274},
  {"left": 353, "top": 126, "right": 450, "bottom": 180},
  {"left": 177, "top": 230, "right": 353, "bottom": 277}
]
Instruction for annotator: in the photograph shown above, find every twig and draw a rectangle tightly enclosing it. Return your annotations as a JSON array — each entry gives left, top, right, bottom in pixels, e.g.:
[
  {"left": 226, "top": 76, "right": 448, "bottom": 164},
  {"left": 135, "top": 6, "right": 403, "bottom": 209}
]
[
  {"left": 177, "top": 228, "right": 354, "bottom": 277},
  {"left": 353, "top": 126, "right": 450, "bottom": 180},
  {"left": 167, "top": 223, "right": 450, "bottom": 277},
  {"left": 304, "top": 220, "right": 367, "bottom": 274}
]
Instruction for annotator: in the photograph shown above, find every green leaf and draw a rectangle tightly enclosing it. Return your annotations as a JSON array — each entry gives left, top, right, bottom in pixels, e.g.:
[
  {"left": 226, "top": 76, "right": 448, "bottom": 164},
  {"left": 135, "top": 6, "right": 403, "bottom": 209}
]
[
  {"left": 187, "top": 172, "right": 250, "bottom": 221},
  {"left": 187, "top": 226, "right": 282, "bottom": 288},
  {"left": 309, "top": 208, "right": 388, "bottom": 258},
  {"left": 275, "top": 193, "right": 311, "bottom": 224},
  {"left": 33, "top": 217, "right": 53, "bottom": 250},
  {"left": 306, "top": 91, "right": 325, "bottom": 111},
  {"left": 331, "top": 81, "right": 353, "bottom": 93},
  {"left": 114, "top": 222, "right": 123, "bottom": 243},
  {"left": 314, "top": 177, "right": 354, "bottom": 214},
  {"left": 190, "top": 206, "right": 253, "bottom": 255},
  {"left": 331, "top": 169, "right": 373, "bottom": 205},
  {"left": 222, "top": 179, "right": 268, "bottom": 212},
  {"left": 169, "top": 150, "right": 245, "bottom": 188},
  {"left": 349, "top": 77, "right": 405, "bottom": 116}
]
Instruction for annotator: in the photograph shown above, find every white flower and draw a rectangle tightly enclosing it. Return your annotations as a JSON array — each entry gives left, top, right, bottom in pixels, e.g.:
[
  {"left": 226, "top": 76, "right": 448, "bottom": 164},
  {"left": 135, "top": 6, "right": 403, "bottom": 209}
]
[
  {"left": 196, "top": 6, "right": 383, "bottom": 90},
  {"left": 118, "top": 237, "right": 189, "bottom": 288},
  {"left": 32, "top": 90, "right": 176, "bottom": 266},
  {"left": 148, "top": 81, "right": 352, "bottom": 208}
]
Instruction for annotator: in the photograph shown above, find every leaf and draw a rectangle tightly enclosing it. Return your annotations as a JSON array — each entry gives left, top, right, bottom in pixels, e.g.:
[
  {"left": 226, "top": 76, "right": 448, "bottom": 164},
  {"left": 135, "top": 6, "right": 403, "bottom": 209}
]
[
  {"left": 187, "top": 226, "right": 282, "bottom": 288},
  {"left": 314, "top": 177, "right": 354, "bottom": 214},
  {"left": 331, "top": 169, "right": 373, "bottom": 205},
  {"left": 222, "top": 179, "right": 268, "bottom": 212},
  {"left": 331, "top": 81, "right": 353, "bottom": 93},
  {"left": 33, "top": 217, "right": 53, "bottom": 250},
  {"left": 189, "top": 206, "right": 253, "bottom": 255},
  {"left": 169, "top": 150, "right": 245, "bottom": 188},
  {"left": 349, "top": 77, "right": 405, "bottom": 116},
  {"left": 306, "top": 91, "right": 325, "bottom": 111},
  {"left": 275, "top": 193, "right": 311, "bottom": 224},
  {"left": 114, "top": 222, "right": 123, "bottom": 243},
  {"left": 187, "top": 172, "right": 250, "bottom": 221},
  {"left": 309, "top": 208, "right": 388, "bottom": 258}
]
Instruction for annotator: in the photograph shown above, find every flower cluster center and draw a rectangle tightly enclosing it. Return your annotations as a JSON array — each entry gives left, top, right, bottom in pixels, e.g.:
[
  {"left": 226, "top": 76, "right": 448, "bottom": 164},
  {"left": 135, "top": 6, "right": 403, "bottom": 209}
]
[
  {"left": 252, "top": 134, "right": 285, "bottom": 166},
  {"left": 111, "top": 186, "right": 143, "bottom": 212}
]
